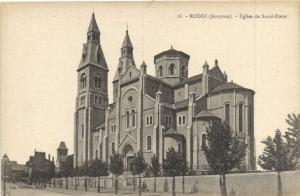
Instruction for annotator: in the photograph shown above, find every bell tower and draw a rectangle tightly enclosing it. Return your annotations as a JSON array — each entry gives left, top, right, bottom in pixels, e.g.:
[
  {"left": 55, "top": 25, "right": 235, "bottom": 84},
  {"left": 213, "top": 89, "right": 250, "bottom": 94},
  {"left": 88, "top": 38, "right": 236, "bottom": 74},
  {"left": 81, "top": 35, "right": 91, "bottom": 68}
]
[
  {"left": 74, "top": 13, "right": 109, "bottom": 167},
  {"left": 154, "top": 46, "right": 190, "bottom": 86}
]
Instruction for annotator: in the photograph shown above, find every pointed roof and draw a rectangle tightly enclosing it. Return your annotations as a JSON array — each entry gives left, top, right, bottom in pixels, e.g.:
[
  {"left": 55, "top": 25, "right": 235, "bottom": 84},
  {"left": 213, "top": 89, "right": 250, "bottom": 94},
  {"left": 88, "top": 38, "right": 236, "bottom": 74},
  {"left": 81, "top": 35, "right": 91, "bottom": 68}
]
[
  {"left": 57, "top": 141, "right": 67, "bottom": 150},
  {"left": 122, "top": 30, "right": 133, "bottom": 48},
  {"left": 88, "top": 13, "right": 100, "bottom": 33}
]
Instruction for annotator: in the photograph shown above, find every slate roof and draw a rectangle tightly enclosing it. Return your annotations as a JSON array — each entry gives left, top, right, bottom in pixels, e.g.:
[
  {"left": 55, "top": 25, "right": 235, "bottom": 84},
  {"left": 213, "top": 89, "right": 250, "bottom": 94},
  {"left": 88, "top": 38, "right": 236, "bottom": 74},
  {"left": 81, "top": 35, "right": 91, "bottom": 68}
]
[
  {"left": 154, "top": 47, "right": 190, "bottom": 62},
  {"left": 173, "top": 74, "right": 202, "bottom": 88},
  {"left": 88, "top": 13, "right": 100, "bottom": 33},
  {"left": 122, "top": 30, "right": 133, "bottom": 48},
  {"left": 95, "top": 123, "right": 105, "bottom": 130},
  {"left": 194, "top": 110, "right": 219, "bottom": 119},
  {"left": 211, "top": 82, "right": 252, "bottom": 93},
  {"left": 57, "top": 142, "right": 67, "bottom": 150},
  {"left": 174, "top": 99, "right": 189, "bottom": 109},
  {"left": 173, "top": 65, "right": 223, "bottom": 88}
]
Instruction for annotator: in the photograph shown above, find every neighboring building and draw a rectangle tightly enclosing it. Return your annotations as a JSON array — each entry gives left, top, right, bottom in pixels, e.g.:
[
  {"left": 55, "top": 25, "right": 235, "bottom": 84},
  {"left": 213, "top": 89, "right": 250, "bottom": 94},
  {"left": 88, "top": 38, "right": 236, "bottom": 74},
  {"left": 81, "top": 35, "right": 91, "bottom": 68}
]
[
  {"left": 55, "top": 142, "right": 74, "bottom": 173},
  {"left": 1, "top": 154, "right": 25, "bottom": 181},
  {"left": 74, "top": 13, "right": 256, "bottom": 171},
  {"left": 25, "top": 150, "right": 55, "bottom": 180},
  {"left": 56, "top": 141, "right": 68, "bottom": 172}
]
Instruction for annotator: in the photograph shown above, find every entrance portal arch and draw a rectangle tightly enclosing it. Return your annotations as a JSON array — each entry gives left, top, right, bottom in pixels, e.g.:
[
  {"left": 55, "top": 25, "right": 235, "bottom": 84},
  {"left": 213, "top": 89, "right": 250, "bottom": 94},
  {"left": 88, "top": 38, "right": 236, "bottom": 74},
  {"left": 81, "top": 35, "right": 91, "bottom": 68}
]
[{"left": 122, "top": 144, "right": 135, "bottom": 171}]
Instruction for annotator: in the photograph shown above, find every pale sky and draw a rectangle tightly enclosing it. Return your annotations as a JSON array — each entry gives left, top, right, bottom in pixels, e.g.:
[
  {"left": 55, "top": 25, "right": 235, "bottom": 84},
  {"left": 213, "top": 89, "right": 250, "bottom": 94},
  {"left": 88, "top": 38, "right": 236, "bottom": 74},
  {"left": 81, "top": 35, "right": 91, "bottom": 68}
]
[{"left": 1, "top": 2, "right": 299, "bottom": 167}]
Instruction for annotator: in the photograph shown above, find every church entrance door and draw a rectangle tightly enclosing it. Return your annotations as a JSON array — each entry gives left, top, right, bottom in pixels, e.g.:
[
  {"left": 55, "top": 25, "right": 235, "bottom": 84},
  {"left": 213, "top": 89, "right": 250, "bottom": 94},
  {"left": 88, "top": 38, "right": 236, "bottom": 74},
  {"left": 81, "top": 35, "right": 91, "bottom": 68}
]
[
  {"left": 127, "top": 156, "right": 134, "bottom": 171},
  {"left": 123, "top": 144, "right": 134, "bottom": 171}
]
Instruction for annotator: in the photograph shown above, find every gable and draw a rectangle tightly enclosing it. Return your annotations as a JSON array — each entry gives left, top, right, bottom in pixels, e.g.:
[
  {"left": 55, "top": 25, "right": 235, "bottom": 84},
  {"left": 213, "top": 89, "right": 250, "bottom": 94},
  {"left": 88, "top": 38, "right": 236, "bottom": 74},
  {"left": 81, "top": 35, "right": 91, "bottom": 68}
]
[
  {"left": 119, "top": 133, "right": 137, "bottom": 146},
  {"left": 121, "top": 66, "right": 140, "bottom": 84},
  {"left": 209, "top": 65, "right": 225, "bottom": 80}
]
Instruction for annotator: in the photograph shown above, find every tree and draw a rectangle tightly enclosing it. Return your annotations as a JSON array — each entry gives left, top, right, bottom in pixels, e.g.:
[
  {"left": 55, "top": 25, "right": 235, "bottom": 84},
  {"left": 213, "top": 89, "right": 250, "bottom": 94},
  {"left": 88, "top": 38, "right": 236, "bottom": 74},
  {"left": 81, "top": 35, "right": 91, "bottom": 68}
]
[
  {"left": 77, "top": 161, "right": 89, "bottom": 191},
  {"left": 109, "top": 153, "right": 124, "bottom": 194},
  {"left": 180, "top": 157, "right": 189, "bottom": 193},
  {"left": 89, "top": 159, "right": 109, "bottom": 192},
  {"left": 203, "top": 120, "right": 246, "bottom": 196},
  {"left": 132, "top": 152, "right": 147, "bottom": 196},
  {"left": 163, "top": 147, "right": 185, "bottom": 196},
  {"left": 150, "top": 155, "right": 160, "bottom": 192},
  {"left": 258, "top": 129, "right": 298, "bottom": 196},
  {"left": 46, "top": 162, "right": 55, "bottom": 187},
  {"left": 74, "top": 166, "right": 78, "bottom": 190},
  {"left": 60, "top": 158, "right": 74, "bottom": 189},
  {"left": 76, "top": 163, "right": 88, "bottom": 190},
  {"left": 284, "top": 113, "right": 300, "bottom": 164},
  {"left": 132, "top": 162, "right": 138, "bottom": 191}
]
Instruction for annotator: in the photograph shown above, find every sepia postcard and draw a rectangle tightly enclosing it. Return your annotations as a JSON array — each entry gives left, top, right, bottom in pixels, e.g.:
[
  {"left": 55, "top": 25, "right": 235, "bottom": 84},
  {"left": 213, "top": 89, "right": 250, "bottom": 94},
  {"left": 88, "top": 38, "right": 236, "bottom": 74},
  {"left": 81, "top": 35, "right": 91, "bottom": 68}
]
[{"left": 1, "top": 1, "right": 299, "bottom": 196}]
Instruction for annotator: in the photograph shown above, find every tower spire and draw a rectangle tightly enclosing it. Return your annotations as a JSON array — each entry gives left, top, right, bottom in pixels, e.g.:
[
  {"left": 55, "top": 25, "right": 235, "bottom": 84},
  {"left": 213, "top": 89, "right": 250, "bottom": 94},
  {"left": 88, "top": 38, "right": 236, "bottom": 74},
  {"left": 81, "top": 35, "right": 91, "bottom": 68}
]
[
  {"left": 79, "top": 13, "right": 108, "bottom": 70},
  {"left": 122, "top": 28, "right": 133, "bottom": 49},
  {"left": 113, "top": 27, "right": 135, "bottom": 82},
  {"left": 88, "top": 13, "right": 100, "bottom": 33}
]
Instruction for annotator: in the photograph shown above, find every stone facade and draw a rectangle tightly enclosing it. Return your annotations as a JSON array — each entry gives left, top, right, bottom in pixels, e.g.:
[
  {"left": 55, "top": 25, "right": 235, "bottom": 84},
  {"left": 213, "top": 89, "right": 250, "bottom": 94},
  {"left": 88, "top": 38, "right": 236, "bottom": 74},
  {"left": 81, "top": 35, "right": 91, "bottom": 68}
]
[{"left": 74, "top": 13, "right": 256, "bottom": 171}]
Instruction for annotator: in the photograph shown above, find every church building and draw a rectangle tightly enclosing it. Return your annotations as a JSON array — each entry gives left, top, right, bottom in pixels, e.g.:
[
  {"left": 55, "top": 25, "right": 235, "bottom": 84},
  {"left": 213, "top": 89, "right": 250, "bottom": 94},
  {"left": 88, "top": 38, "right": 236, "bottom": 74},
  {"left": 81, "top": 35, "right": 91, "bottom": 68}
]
[{"left": 74, "top": 13, "right": 256, "bottom": 171}]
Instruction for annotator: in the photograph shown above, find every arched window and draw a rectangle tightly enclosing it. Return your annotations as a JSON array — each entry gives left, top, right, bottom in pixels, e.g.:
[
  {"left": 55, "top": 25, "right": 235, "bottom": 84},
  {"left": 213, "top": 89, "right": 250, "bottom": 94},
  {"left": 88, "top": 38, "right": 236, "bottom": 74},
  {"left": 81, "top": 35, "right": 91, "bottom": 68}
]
[
  {"left": 201, "top": 133, "right": 207, "bottom": 150},
  {"left": 126, "top": 111, "right": 130, "bottom": 128},
  {"left": 94, "top": 95, "right": 98, "bottom": 104},
  {"left": 95, "top": 150, "right": 98, "bottom": 160},
  {"left": 80, "top": 95, "right": 85, "bottom": 105},
  {"left": 181, "top": 67, "right": 185, "bottom": 77},
  {"left": 80, "top": 73, "right": 86, "bottom": 89},
  {"left": 169, "top": 63, "right": 175, "bottom": 75},
  {"left": 112, "top": 142, "right": 115, "bottom": 155},
  {"left": 147, "top": 136, "right": 152, "bottom": 150},
  {"left": 131, "top": 110, "right": 135, "bottom": 127},
  {"left": 239, "top": 103, "right": 243, "bottom": 133},
  {"left": 94, "top": 75, "right": 101, "bottom": 88},
  {"left": 225, "top": 103, "right": 230, "bottom": 125},
  {"left": 159, "top": 66, "right": 163, "bottom": 77},
  {"left": 128, "top": 96, "right": 133, "bottom": 103}
]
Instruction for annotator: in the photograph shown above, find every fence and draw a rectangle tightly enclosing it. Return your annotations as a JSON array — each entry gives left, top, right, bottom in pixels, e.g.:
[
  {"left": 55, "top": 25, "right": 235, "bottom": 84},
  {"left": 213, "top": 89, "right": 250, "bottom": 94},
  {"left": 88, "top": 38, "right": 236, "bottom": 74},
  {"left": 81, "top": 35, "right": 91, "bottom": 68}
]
[
  {"left": 126, "top": 170, "right": 300, "bottom": 196},
  {"left": 49, "top": 176, "right": 114, "bottom": 192}
]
